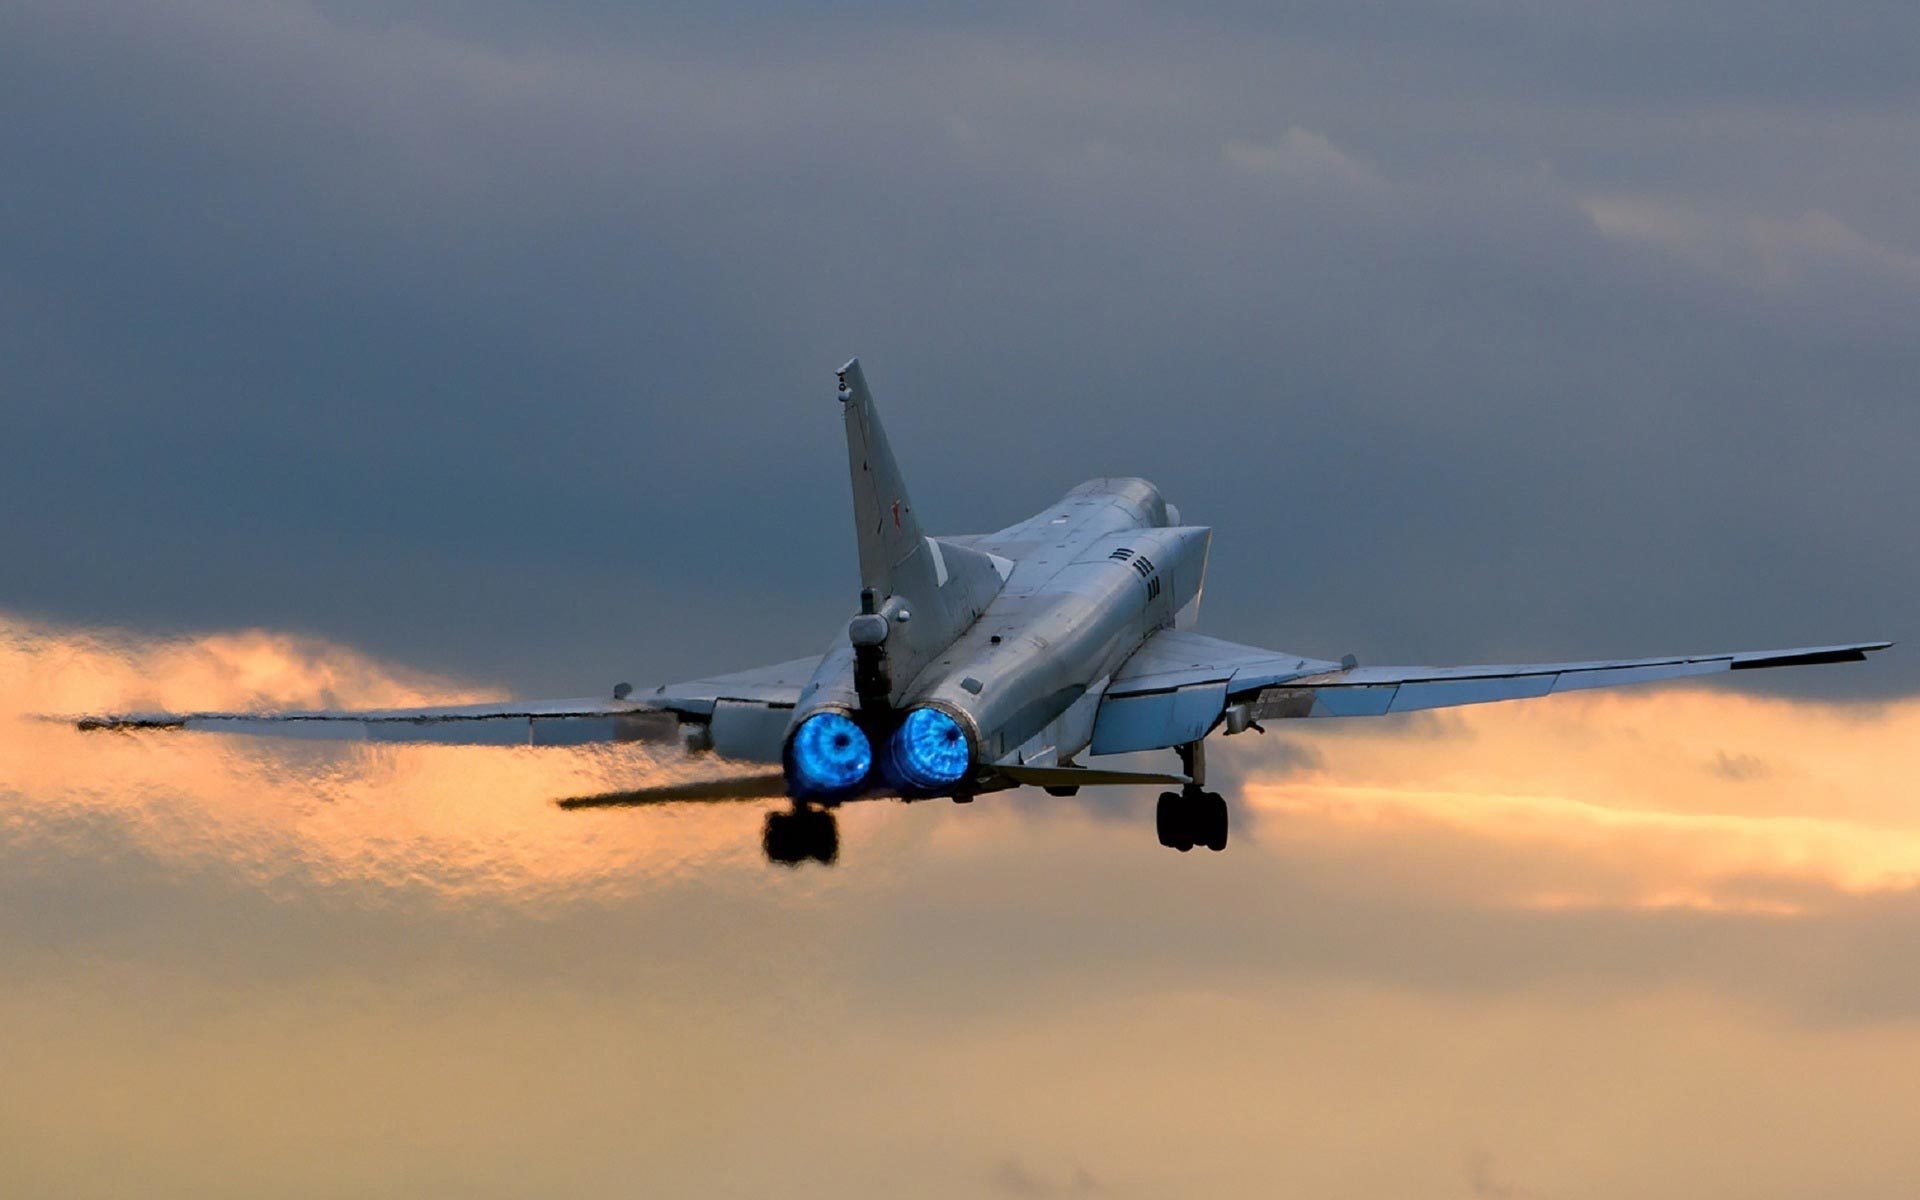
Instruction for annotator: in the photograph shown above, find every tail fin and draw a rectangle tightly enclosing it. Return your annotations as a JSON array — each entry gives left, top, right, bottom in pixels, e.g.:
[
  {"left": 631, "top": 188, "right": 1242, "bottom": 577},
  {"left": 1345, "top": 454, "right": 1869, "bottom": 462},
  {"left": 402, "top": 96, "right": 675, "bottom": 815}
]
[
  {"left": 836, "top": 358, "right": 1008, "bottom": 707},
  {"left": 838, "top": 357, "right": 923, "bottom": 592}
]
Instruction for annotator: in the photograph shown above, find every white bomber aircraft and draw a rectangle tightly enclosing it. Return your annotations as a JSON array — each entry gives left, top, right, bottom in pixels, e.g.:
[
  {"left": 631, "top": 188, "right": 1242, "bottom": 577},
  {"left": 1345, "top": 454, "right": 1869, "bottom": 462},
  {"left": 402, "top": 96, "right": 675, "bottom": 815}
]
[{"left": 81, "top": 360, "right": 1891, "bottom": 864}]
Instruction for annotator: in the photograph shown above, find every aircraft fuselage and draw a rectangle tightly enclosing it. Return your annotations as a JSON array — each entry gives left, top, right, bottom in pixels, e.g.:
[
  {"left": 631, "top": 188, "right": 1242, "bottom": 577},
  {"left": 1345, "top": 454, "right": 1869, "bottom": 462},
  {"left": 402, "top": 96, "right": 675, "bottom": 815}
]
[{"left": 786, "top": 477, "right": 1210, "bottom": 799}]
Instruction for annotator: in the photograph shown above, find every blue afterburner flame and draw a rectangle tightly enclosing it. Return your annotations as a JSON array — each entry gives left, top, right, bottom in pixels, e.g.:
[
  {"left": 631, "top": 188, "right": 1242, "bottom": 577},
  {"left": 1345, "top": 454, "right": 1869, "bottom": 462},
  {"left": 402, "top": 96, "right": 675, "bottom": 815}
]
[
  {"left": 890, "top": 707, "right": 972, "bottom": 789},
  {"left": 787, "top": 712, "right": 873, "bottom": 793}
]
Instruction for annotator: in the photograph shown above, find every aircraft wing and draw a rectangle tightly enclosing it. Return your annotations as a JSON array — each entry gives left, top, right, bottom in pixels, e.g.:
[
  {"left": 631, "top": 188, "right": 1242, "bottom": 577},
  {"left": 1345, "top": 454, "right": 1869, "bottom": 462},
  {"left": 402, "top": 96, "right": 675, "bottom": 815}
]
[
  {"left": 1090, "top": 631, "right": 1891, "bottom": 754},
  {"left": 72, "top": 656, "right": 823, "bottom": 763}
]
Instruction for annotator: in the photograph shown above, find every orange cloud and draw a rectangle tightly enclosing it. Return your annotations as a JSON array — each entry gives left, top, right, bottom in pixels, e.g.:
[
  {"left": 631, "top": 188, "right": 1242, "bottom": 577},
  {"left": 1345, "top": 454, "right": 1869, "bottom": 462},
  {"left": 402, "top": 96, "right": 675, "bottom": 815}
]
[
  {"left": 4, "top": 611, "right": 1912, "bottom": 914},
  {"left": 1, "top": 614, "right": 769, "bottom": 902},
  {"left": 1234, "top": 687, "right": 1920, "bottom": 913}
]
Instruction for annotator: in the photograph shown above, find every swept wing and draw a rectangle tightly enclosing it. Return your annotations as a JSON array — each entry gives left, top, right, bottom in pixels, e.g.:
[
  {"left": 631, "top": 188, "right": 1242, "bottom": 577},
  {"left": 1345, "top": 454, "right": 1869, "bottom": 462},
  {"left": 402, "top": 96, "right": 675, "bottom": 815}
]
[
  {"left": 73, "top": 656, "right": 823, "bottom": 762},
  {"left": 1091, "top": 632, "right": 1892, "bottom": 754}
]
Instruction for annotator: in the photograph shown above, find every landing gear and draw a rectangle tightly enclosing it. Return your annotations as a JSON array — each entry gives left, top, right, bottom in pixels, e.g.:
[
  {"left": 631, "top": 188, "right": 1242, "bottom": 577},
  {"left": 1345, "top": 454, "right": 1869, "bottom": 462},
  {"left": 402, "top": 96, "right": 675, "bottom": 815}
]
[
  {"left": 763, "top": 805, "right": 838, "bottom": 866},
  {"left": 1156, "top": 787, "right": 1228, "bottom": 852},
  {"left": 1157, "top": 739, "right": 1228, "bottom": 852}
]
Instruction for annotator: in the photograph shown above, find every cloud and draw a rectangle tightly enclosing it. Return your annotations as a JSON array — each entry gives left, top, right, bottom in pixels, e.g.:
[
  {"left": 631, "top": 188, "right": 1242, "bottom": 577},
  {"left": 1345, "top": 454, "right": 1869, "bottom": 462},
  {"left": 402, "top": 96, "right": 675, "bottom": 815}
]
[
  {"left": 0, "top": 612, "right": 771, "bottom": 906},
  {"left": 988, "top": 1157, "right": 1102, "bottom": 1196},
  {"left": 1708, "top": 749, "right": 1771, "bottom": 782},
  {"left": 6, "top": 609, "right": 1913, "bottom": 922},
  {"left": 6, "top": 609, "right": 1920, "bottom": 1195},
  {"left": 1232, "top": 687, "right": 1920, "bottom": 913},
  {"left": 1581, "top": 194, "right": 1920, "bottom": 290},
  {"left": 1224, "top": 128, "right": 1382, "bottom": 193},
  {"left": 0, "top": 0, "right": 1912, "bottom": 703},
  {"left": 4, "top": 5, "right": 1920, "bottom": 1192},
  {"left": 1467, "top": 1150, "right": 1541, "bottom": 1200},
  {"left": 11, "top": 608, "right": 1920, "bottom": 1028}
]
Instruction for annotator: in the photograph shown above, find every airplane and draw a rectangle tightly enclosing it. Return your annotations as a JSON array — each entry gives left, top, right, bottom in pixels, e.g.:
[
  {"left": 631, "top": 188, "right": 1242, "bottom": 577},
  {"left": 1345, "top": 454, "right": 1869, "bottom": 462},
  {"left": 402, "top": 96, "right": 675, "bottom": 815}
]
[{"left": 78, "top": 359, "right": 1891, "bottom": 865}]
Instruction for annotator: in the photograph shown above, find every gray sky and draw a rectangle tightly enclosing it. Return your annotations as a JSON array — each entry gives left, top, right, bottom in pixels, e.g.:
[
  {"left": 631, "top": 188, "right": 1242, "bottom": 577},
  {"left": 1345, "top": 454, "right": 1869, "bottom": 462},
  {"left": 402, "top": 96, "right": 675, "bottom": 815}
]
[{"left": 2, "top": 0, "right": 1911, "bottom": 696}]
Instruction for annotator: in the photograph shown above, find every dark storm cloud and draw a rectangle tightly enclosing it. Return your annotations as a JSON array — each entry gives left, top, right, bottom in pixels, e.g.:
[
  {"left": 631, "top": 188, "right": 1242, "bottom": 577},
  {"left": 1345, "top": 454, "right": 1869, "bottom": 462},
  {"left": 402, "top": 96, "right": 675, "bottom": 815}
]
[{"left": 1, "top": 0, "right": 1910, "bottom": 697}]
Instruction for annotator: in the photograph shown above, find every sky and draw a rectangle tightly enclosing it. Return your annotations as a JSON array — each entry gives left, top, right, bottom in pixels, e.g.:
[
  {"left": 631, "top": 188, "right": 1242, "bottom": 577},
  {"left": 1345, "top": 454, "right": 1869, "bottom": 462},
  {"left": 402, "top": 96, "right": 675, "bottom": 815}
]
[
  {"left": 2, "top": 2, "right": 1916, "bottom": 1196},
  {"left": 2, "top": 0, "right": 1913, "bottom": 694}
]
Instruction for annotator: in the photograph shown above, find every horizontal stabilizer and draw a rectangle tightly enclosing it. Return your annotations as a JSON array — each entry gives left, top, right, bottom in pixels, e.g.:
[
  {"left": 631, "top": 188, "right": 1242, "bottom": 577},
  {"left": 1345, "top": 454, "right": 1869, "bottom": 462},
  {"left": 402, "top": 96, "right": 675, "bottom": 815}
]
[
  {"left": 998, "top": 763, "right": 1191, "bottom": 788},
  {"left": 557, "top": 772, "right": 791, "bottom": 808}
]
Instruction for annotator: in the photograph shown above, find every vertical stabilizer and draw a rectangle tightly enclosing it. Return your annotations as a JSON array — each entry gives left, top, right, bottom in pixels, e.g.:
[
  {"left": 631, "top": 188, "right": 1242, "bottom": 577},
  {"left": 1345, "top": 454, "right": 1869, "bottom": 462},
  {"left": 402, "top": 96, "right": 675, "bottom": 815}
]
[
  {"left": 835, "top": 358, "right": 1008, "bottom": 707},
  {"left": 839, "top": 358, "right": 923, "bottom": 592}
]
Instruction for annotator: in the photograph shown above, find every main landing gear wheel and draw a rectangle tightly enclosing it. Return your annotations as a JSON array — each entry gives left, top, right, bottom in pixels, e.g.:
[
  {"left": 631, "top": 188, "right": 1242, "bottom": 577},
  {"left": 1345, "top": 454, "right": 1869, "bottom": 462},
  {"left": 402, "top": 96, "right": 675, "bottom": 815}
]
[
  {"left": 1156, "top": 787, "right": 1228, "bottom": 853},
  {"left": 763, "top": 806, "right": 839, "bottom": 866}
]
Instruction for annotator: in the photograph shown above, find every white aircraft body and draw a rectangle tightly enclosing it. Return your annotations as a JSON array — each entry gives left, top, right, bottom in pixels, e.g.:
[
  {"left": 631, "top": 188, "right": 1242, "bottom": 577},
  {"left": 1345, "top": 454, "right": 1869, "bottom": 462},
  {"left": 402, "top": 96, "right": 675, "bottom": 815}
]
[{"left": 80, "top": 360, "right": 1891, "bottom": 864}]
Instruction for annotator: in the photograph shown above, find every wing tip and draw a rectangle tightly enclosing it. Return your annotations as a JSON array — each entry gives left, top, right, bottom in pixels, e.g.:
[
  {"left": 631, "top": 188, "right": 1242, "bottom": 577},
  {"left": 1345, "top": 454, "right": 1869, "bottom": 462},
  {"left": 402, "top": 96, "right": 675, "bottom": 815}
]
[{"left": 1729, "top": 641, "right": 1893, "bottom": 671}]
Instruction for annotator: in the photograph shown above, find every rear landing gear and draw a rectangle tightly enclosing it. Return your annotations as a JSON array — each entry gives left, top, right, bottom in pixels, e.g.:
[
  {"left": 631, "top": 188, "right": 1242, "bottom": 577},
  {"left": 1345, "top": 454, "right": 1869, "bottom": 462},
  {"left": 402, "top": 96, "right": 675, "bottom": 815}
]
[
  {"left": 1158, "top": 739, "right": 1228, "bottom": 852},
  {"left": 763, "top": 805, "right": 838, "bottom": 865},
  {"left": 1157, "top": 787, "right": 1228, "bottom": 852}
]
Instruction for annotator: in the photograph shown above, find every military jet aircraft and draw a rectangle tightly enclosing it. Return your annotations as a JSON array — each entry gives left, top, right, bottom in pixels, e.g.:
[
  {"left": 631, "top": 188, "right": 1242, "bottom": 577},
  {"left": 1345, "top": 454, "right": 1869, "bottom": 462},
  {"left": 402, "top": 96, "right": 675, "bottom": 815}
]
[{"left": 80, "top": 359, "right": 1890, "bottom": 864}]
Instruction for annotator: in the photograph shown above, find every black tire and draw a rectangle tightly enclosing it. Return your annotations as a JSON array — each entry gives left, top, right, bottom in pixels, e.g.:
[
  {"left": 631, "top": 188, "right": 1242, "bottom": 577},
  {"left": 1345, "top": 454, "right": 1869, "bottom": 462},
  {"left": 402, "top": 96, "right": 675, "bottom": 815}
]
[
  {"left": 763, "top": 811, "right": 804, "bottom": 865},
  {"left": 1156, "top": 792, "right": 1193, "bottom": 851},
  {"left": 1202, "top": 791, "right": 1229, "bottom": 852},
  {"left": 806, "top": 808, "right": 840, "bottom": 865}
]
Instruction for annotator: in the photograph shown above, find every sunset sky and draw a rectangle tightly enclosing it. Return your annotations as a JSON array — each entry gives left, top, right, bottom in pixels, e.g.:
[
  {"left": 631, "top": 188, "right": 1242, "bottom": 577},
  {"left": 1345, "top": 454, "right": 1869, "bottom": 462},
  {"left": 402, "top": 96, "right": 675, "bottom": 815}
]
[{"left": 3, "top": 2, "right": 1915, "bottom": 1196}]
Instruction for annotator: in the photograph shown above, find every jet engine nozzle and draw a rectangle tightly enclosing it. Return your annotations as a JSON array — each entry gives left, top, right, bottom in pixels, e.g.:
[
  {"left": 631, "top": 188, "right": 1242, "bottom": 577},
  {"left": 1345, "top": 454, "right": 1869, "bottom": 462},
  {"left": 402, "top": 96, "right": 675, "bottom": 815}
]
[
  {"left": 889, "top": 706, "right": 973, "bottom": 790},
  {"left": 786, "top": 712, "right": 873, "bottom": 795}
]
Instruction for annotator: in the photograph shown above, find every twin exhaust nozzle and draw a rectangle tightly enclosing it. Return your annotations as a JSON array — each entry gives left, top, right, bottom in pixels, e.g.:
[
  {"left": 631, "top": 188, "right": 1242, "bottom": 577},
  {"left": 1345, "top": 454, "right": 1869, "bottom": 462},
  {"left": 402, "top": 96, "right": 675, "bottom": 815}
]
[{"left": 786, "top": 707, "right": 971, "bottom": 796}]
